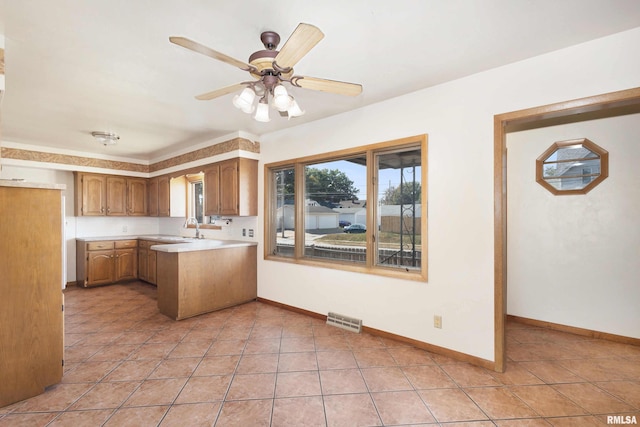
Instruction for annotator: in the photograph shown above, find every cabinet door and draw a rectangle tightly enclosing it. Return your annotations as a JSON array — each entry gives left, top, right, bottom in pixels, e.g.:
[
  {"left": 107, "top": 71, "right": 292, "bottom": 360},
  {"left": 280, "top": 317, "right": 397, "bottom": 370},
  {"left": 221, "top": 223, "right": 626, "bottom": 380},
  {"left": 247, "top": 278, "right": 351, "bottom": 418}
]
[
  {"left": 138, "top": 248, "right": 148, "bottom": 281},
  {"left": 204, "top": 165, "right": 220, "bottom": 216},
  {"left": 86, "top": 251, "right": 114, "bottom": 286},
  {"left": 106, "top": 176, "right": 127, "bottom": 216},
  {"left": 81, "top": 174, "right": 106, "bottom": 216},
  {"left": 158, "top": 176, "right": 170, "bottom": 217},
  {"left": 127, "top": 178, "right": 147, "bottom": 216},
  {"left": 147, "top": 178, "right": 158, "bottom": 217},
  {"left": 115, "top": 248, "right": 137, "bottom": 281},
  {"left": 147, "top": 250, "right": 157, "bottom": 285},
  {"left": 219, "top": 159, "right": 239, "bottom": 216}
]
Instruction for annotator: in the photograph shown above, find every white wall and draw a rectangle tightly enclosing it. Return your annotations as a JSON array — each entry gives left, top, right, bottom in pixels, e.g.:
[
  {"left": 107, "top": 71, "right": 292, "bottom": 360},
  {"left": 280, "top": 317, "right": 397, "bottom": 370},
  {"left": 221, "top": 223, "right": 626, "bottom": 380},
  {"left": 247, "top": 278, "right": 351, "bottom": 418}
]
[
  {"left": 507, "top": 114, "right": 640, "bottom": 338},
  {"left": 258, "top": 27, "right": 640, "bottom": 362}
]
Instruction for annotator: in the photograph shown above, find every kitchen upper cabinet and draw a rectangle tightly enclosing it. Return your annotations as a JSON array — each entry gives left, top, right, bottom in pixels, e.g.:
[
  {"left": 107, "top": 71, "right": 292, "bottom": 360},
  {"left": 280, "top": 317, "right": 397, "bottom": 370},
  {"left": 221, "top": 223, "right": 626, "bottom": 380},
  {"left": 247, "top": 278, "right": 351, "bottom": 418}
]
[
  {"left": 79, "top": 173, "right": 106, "bottom": 215},
  {"left": 74, "top": 172, "right": 148, "bottom": 216},
  {"left": 205, "top": 158, "right": 257, "bottom": 216},
  {"left": 127, "top": 178, "right": 147, "bottom": 216},
  {"left": 147, "top": 178, "right": 158, "bottom": 217},
  {"left": 106, "top": 176, "right": 127, "bottom": 216},
  {"left": 158, "top": 175, "right": 170, "bottom": 217},
  {"left": 204, "top": 164, "right": 221, "bottom": 216},
  {"left": 147, "top": 175, "right": 171, "bottom": 217}
]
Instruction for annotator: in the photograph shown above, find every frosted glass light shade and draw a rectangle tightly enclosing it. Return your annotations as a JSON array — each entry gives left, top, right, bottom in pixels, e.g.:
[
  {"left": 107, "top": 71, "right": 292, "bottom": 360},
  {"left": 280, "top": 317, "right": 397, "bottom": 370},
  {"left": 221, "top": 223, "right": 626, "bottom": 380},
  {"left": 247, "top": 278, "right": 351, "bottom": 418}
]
[
  {"left": 287, "top": 100, "right": 305, "bottom": 119},
  {"left": 272, "top": 85, "right": 293, "bottom": 111},
  {"left": 232, "top": 87, "right": 256, "bottom": 113},
  {"left": 254, "top": 101, "right": 271, "bottom": 122}
]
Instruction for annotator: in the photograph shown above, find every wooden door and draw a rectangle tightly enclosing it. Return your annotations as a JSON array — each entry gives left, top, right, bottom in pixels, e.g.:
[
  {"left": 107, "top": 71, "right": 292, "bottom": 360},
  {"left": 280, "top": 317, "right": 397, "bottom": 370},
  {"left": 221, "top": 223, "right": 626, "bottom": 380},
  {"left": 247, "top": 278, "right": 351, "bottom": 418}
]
[
  {"left": 147, "top": 178, "right": 158, "bottom": 217},
  {"left": 219, "top": 159, "right": 239, "bottom": 215},
  {"left": 86, "top": 251, "right": 114, "bottom": 286},
  {"left": 115, "top": 249, "right": 137, "bottom": 281},
  {"left": 204, "top": 165, "right": 220, "bottom": 216},
  {"left": 81, "top": 174, "right": 106, "bottom": 216},
  {"left": 127, "top": 178, "right": 147, "bottom": 216},
  {"left": 157, "top": 176, "right": 170, "bottom": 217},
  {"left": 106, "top": 176, "right": 127, "bottom": 216},
  {"left": 0, "top": 186, "right": 64, "bottom": 407}
]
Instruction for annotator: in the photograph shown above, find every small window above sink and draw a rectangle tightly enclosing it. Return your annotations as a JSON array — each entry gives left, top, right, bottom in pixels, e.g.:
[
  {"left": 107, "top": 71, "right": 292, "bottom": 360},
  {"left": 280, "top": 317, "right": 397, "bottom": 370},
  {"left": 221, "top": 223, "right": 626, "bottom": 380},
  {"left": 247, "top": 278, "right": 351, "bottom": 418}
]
[{"left": 536, "top": 138, "right": 608, "bottom": 195}]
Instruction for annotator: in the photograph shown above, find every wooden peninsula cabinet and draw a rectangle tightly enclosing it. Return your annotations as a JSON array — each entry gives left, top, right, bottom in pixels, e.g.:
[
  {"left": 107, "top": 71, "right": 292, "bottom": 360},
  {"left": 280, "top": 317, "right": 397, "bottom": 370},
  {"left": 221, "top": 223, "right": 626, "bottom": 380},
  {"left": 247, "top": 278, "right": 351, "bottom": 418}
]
[
  {"left": 155, "top": 242, "right": 257, "bottom": 320},
  {"left": 0, "top": 182, "right": 64, "bottom": 407},
  {"left": 76, "top": 239, "right": 138, "bottom": 287}
]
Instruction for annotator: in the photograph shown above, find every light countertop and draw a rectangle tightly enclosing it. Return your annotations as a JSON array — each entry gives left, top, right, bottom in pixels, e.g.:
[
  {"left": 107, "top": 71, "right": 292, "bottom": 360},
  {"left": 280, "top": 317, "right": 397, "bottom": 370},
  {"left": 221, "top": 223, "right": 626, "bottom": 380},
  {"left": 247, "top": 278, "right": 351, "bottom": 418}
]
[
  {"left": 151, "top": 239, "right": 257, "bottom": 253},
  {"left": 76, "top": 235, "right": 256, "bottom": 252},
  {"left": 76, "top": 235, "right": 186, "bottom": 242}
]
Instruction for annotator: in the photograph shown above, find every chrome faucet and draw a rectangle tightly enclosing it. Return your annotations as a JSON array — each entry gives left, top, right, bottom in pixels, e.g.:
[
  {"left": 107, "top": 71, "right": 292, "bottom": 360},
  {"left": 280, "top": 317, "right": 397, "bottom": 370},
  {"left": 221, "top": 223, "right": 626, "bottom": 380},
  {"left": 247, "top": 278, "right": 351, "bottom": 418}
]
[{"left": 184, "top": 217, "right": 201, "bottom": 239}]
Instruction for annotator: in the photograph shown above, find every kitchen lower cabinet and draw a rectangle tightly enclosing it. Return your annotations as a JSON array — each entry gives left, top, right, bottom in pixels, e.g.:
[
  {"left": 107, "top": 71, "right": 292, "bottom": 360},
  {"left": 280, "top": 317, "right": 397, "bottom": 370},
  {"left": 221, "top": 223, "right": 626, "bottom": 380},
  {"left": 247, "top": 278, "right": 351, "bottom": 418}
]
[
  {"left": 115, "top": 248, "right": 137, "bottom": 281},
  {"left": 87, "top": 250, "right": 115, "bottom": 286},
  {"left": 138, "top": 240, "right": 159, "bottom": 285},
  {"left": 77, "top": 239, "right": 138, "bottom": 287}
]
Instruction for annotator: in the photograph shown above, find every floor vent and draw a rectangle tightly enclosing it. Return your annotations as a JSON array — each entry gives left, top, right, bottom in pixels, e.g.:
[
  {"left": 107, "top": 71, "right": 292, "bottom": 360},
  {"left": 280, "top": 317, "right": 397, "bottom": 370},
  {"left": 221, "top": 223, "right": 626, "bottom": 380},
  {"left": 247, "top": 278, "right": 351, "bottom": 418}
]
[{"left": 326, "top": 312, "right": 362, "bottom": 333}]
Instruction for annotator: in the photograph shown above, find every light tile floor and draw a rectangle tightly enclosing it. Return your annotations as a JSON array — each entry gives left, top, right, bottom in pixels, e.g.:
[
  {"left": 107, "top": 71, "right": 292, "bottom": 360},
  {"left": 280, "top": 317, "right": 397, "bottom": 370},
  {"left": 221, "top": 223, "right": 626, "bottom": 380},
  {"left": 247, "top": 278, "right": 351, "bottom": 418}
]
[{"left": 1, "top": 282, "right": 638, "bottom": 426}]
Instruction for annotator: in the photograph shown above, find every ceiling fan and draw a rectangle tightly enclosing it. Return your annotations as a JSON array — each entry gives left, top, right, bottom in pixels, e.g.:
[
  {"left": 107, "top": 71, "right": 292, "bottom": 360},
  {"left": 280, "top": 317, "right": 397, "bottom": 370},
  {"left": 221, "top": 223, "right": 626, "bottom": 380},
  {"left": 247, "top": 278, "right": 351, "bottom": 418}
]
[{"left": 169, "top": 23, "right": 362, "bottom": 121}]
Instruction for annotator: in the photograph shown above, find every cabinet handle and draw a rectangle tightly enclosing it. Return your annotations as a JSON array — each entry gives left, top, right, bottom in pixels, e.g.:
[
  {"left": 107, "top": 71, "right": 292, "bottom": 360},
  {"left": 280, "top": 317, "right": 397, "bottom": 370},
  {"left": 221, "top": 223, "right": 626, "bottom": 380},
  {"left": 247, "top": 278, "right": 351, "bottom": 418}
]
[
  {"left": 101, "top": 207, "right": 104, "bottom": 213},
  {"left": 107, "top": 208, "right": 111, "bottom": 214}
]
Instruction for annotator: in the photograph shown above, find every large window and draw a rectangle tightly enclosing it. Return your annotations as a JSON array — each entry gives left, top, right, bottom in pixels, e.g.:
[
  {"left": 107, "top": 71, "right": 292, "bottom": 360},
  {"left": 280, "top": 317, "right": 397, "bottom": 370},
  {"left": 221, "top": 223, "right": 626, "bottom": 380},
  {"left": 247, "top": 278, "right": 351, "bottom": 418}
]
[{"left": 265, "top": 135, "right": 427, "bottom": 281}]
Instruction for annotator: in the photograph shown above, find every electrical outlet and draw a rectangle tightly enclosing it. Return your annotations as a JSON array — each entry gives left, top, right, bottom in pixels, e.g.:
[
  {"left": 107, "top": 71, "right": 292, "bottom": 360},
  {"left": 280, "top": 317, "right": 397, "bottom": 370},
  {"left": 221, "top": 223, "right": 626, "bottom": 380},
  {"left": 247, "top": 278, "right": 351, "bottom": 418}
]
[
  {"left": 434, "top": 315, "right": 442, "bottom": 329},
  {"left": 242, "top": 228, "right": 246, "bottom": 237},
  {"left": 248, "top": 229, "right": 254, "bottom": 238},
  {"left": 122, "top": 225, "right": 128, "bottom": 233}
]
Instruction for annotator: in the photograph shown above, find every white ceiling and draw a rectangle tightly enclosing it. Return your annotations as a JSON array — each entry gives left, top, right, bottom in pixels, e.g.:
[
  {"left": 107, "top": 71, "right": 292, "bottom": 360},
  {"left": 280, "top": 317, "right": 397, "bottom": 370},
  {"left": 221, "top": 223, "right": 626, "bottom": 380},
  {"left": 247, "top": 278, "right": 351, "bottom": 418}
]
[{"left": 1, "top": 0, "right": 640, "bottom": 161}]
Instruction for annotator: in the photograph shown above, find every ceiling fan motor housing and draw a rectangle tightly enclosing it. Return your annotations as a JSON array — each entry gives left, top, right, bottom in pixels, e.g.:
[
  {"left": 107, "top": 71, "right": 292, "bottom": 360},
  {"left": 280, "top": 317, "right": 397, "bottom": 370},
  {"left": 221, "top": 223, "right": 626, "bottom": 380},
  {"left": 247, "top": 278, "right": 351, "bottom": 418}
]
[{"left": 260, "top": 31, "right": 280, "bottom": 50}]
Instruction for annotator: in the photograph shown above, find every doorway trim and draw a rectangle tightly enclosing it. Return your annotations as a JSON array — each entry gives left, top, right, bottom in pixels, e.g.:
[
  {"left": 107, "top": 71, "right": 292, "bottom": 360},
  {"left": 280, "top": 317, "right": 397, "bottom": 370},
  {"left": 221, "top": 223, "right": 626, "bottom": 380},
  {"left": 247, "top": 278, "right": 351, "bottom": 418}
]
[{"left": 493, "top": 86, "right": 640, "bottom": 373}]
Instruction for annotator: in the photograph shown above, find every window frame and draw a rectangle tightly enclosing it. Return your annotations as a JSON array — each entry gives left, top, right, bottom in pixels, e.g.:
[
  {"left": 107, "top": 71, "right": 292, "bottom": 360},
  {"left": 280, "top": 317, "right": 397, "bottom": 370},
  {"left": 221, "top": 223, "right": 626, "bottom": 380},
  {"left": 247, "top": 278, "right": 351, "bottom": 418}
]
[
  {"left": 536, "top": 138, "right": 608, "bottom": 195},
  {"left": 186, "top": 173, "right": 205, "bottom": 223},
  {"left": 264, "top": 134, "right": 428, "bottom": 282}
]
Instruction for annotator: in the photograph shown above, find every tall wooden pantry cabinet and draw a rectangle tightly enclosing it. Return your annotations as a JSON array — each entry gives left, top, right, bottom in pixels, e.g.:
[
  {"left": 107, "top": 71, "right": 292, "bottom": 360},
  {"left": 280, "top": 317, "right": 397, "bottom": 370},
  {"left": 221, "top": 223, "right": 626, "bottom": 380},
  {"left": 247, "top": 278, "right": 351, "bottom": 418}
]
[{"left": 0, "top": 181, "right": 65, "bottom": 407}]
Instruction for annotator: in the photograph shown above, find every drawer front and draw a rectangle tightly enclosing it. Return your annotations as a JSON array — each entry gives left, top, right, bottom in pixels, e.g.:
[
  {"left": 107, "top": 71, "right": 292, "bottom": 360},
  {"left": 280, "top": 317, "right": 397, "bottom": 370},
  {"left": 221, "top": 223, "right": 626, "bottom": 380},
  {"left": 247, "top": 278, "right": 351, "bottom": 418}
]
[
  {"left": 115, "top": 240, "right": 138, "bottom": 249},
  {"left": 87, "top": 241, "right": 114, "bottom": 251}
]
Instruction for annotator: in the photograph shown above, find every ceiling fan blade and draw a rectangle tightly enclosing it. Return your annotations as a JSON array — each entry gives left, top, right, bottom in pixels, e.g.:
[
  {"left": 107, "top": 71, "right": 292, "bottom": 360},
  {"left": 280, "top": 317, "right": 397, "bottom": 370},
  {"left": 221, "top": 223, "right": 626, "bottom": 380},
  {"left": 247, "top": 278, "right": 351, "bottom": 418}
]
[
  {"left": 293, "top": 76, "right": 363, "bottom": 97},
  {"left": 274, "top": 23, "right": 324, "bottom": 69},
  {"left": 195, "top": 83, "right": 246, "bottom": 100},
  {"left": 170, "top": 36, "right": 254, "bottom": 71}
]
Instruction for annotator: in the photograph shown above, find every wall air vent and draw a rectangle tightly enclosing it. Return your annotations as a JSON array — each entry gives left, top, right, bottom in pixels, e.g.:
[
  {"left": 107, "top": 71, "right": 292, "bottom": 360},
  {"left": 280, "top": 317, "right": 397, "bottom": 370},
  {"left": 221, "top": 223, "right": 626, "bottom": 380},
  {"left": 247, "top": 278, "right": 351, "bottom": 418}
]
[{"left": 326, "top": 312, "right": 362, "bottom": 333}]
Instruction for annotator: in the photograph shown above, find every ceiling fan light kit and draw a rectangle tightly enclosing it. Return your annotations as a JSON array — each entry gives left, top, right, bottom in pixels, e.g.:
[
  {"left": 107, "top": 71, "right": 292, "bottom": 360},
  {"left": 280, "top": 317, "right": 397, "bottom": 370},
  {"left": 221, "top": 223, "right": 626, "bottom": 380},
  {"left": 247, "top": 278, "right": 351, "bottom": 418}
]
[
  {"left": 170, "top": 23, "right": 362, "bottom": 122},
  {"left": 232, "top": 87, "right": 257, "bottom": 113},
  {"left": 91, "top": 131, "right": 120, "bottom": 146},
  {"left": 254, "top": 100, "right": 271, "bottom": 122}
]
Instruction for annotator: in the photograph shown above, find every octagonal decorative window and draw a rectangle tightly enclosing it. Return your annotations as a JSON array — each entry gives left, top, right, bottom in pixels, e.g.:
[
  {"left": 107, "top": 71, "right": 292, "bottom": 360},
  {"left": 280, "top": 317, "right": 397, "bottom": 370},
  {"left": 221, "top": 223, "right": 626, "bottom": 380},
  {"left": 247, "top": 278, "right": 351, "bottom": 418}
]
[{"left": 536, "top": 138, "right": 608, "bottom": 195}]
